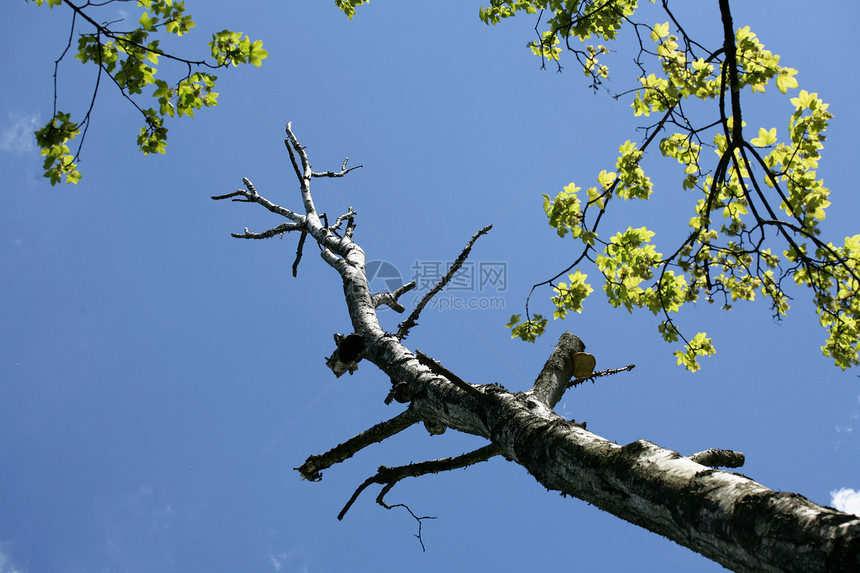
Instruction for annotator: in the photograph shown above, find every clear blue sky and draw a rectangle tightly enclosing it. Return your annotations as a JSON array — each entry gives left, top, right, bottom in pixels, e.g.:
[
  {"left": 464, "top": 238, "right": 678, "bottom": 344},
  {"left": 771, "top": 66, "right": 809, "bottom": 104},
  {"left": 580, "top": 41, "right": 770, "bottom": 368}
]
[{"left": 2, "top": 1, "right": 859, "bottom": 571}]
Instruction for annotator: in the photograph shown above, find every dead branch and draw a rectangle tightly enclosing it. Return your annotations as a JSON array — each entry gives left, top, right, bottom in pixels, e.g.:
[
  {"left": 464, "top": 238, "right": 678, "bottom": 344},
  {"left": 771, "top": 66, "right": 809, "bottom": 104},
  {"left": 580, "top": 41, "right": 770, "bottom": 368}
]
[
  {"left": 331, "top": 208, "right": 357, "bottom": 234},
  {"left": 567, "top": 363, "right": 637, "bottom": 390},
  {"left": 396, "top": 224, "right": 493, "bottom": 339},
  {"left": 292, "top": 230, "right": 308, "bottom": 276},
  {"left": 232, "top": 222, "right": 303, "bottom": 240},
  {"left": 211, "top": 178, "right": 304, "bottom": 223},
  {"left": 337, "top": 444, "right": 501, "bottom": 520},
  {"left": 297, "top": 409, "right": 420, "bottom": 481},
  {"left": 311, "top": 163, "right": 364, "bottom": 178},
  {"left": 378, "top": 501, "right": 436, "bottom": 552}
]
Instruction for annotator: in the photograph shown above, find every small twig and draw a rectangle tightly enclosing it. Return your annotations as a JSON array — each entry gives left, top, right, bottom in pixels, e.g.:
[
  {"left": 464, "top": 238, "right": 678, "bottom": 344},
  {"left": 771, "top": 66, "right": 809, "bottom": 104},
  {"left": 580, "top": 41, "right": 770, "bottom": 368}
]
[
  {"left": 397, "top": 224, "right": 492, "bottom": 339},
  {"left": 231, "top": 222, "right": 303, "bottom": 239},
  {"left": 567, "top": 364, "right": 636, "bottom": 390},
  {"left": 292, "top": 230, "right": 308, "bottom": 277},
  {"left": 337, "top": 444, "right": 500, "bottom": 521},
  {"left": 211, "top": 179, "right": 303, "bottom": 223},
  {"left": 312, "top": 165, "right": 364, "bottom": 178},
  {"left": 331, "top": 208, "right": 357, "bottom": 233},
  {"left": 381, "top": 501, "right": 436, "bottom": 552}
]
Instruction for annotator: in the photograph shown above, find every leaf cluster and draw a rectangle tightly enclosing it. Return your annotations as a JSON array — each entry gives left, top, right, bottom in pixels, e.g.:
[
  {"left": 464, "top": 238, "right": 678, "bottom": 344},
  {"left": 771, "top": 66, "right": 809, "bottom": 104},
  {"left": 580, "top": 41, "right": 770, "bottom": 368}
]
[
  {"left": 27, "top": 0, "right": 268, "bottom": 184},
  {"left": 493, "top": 2, "right": 858, "bottom": 371}
]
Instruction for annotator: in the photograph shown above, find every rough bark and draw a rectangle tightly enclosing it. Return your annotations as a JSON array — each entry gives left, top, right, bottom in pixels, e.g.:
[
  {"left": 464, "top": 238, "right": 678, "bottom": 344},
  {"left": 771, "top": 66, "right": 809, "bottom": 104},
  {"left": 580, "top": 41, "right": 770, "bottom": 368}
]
[{"left": 214, "top": 124, "right": 860, "bottom": 572}]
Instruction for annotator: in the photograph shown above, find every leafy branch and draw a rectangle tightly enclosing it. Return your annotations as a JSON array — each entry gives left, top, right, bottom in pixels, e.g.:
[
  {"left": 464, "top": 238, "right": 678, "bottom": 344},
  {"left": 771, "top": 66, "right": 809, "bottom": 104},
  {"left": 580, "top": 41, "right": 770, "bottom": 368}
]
[
  {"left": 478, "top": 0, "right": 858, "bottom": 371},
  {"left": 28, "top": 0, "right": 268, "bottom": 184}
]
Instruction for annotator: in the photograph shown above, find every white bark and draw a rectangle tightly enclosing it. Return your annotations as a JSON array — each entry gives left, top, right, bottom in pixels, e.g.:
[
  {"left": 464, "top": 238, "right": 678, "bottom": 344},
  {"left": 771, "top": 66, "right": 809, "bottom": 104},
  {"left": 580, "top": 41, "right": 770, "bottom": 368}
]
[{"left": 215, "top": 124, "right": 860, "bottom": 572}]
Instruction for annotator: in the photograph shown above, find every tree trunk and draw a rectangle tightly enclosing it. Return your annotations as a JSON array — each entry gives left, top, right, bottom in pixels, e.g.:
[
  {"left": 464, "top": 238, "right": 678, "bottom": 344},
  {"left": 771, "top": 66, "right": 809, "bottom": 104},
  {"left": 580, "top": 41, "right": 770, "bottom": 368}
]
[{"left": 371, "top": 332, "right": 860, "bottom": 573}]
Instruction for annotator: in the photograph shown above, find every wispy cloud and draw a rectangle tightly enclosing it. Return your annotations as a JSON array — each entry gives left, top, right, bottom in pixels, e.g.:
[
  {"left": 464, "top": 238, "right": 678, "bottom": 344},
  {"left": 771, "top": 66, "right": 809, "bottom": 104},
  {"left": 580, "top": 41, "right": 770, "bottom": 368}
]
[
  {"left": 268, "top": 550, "right": 288, "bottom": 571},
  {"left": 0, "top": 548, "right": 24, "bottom": 573},
  {"left": 0, "top": 113, "right": 39, "bottom": 155},
  {"left": 267, "top": 548, "right": 308, "bottom": 573},
  {"left": 830, "top": 487, "right": 860, "bottom": 516}
]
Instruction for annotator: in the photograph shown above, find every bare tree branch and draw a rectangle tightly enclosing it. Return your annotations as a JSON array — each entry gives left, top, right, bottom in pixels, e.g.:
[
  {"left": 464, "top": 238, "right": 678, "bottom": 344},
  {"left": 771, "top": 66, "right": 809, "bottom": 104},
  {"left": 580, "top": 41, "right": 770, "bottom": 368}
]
[
  {"left": 211, "top": 178, "right": 304, "bottom": 223},
  {"left": 231, "top": 222, "right": 303, "bottom": 240},
  {"left": 397, "top": 224, "right": 493, "bottom": 339},
  {"left": 297, "top": 409, "right": 420, "bottom": 481},
  {"left": 338, "top": 444, "right": 501, "bottom": 520},
  {"left": 292, "top": 230, "right": 308, "bottom": 277},
  {"left": 372, "top": 281, "right": 416, "bottom": 313},
  {"left": 567, "top": 363, "right": 636, "bottom": 391}
]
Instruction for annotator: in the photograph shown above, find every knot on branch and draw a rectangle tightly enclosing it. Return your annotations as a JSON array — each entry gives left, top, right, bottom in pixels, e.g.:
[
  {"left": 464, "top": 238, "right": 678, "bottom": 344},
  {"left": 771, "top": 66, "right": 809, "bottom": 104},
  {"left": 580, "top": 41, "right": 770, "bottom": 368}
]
[
  {"left": 423, "top": 418, "right": 447, "bottom": 436},
  {"left": 326, "top": 333, "right": 366, "bottom": 378},
  {"left": 384, "top": 380, "right": 411, "bottom": 405}
]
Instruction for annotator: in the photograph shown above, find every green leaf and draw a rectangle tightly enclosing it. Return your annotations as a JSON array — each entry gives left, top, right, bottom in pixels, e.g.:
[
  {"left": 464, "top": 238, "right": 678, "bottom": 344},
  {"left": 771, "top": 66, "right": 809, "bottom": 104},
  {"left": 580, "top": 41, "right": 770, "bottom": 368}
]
[
  {"left": 776, "top": 68, "right": 798, "bottom": 94},
  {"left": 650, "top": 22, "right": 669, "bottom": 41},
  {"left": 139, "top": 12, "right": 159, "bottom": 31},
  {"left": 247, "top": 40, "right": 268, "bottom": 67},
  {"left": 750, "top": 127, "right": 777, "bottom": 147},
  {"left": 336, "top": 0, "right": 370, "bottom": 19}
]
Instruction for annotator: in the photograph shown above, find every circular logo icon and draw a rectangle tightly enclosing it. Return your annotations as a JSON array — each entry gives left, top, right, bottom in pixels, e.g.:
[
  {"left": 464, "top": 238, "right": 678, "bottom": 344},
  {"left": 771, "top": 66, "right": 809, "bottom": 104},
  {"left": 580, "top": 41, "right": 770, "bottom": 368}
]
[{"left": 366, "top": 260, "right": 403, "bottom": 293}]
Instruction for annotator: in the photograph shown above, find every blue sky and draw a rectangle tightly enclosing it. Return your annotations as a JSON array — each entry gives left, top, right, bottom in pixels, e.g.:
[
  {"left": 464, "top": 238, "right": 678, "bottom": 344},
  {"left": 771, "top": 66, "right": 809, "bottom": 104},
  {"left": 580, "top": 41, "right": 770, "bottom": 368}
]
[{"left": 2, "top": 1, "right": 859, "bottom": 571}]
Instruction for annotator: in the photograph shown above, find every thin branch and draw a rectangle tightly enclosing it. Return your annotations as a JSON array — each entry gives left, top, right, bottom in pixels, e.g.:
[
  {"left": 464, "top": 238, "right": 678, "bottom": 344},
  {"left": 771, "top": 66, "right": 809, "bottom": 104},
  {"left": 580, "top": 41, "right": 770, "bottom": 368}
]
[
  {"left": 337, "top": 444, "right": 501, "bottom": 520},
  {"left": 296, "top": 409, "right": 420, "bottom": 482},
  {"left": 567, "top": 363, "right": 636, "bottom": 390},
  {"left": 378, "top": 500, "right": 436, "bottom": 552},
  {"left": 231, "top": 222, "right": 303, "bottom": 239},
  {"left": 397, "top": 224, "right": 492, "bottom": 339},
  {"left": 312, "top": 161, "right": 364, "bottom": 178},
  {"left": 211, "top": 178, "right": 304, "bottom": 223},
  {"left": 284, "top": 123, "right": 320, "bottom": 218},
  {"left": 331, "top": 208, "right": 357, "bottom": 234},
  {"left": 292, "top": 230, "right": 308, "bottom": 277},
  {"left": 62, "top": 0, "right": 214, "bottom": 68}
]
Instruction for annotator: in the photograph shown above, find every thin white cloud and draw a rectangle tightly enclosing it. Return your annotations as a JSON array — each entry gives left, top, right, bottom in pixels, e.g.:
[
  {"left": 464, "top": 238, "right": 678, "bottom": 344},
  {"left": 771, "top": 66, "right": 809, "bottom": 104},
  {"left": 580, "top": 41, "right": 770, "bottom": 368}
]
[
  {"left": 0, "top": 548, "right": 24, "bottom": 573},
  {"left": 267, "top": 548, "right": 310, "bottom": 573},
  {"left": 830, "top": 487, "right": 860, "bottom": 516},
  {"left": 0, "top": 113, "right": 39, "bottom": 155},
  {"left": 152, "top": 504, "right": 175, "bottom": 517},
  {"left": 268, "top": 550, "right": 287, "bottom": 571}
]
